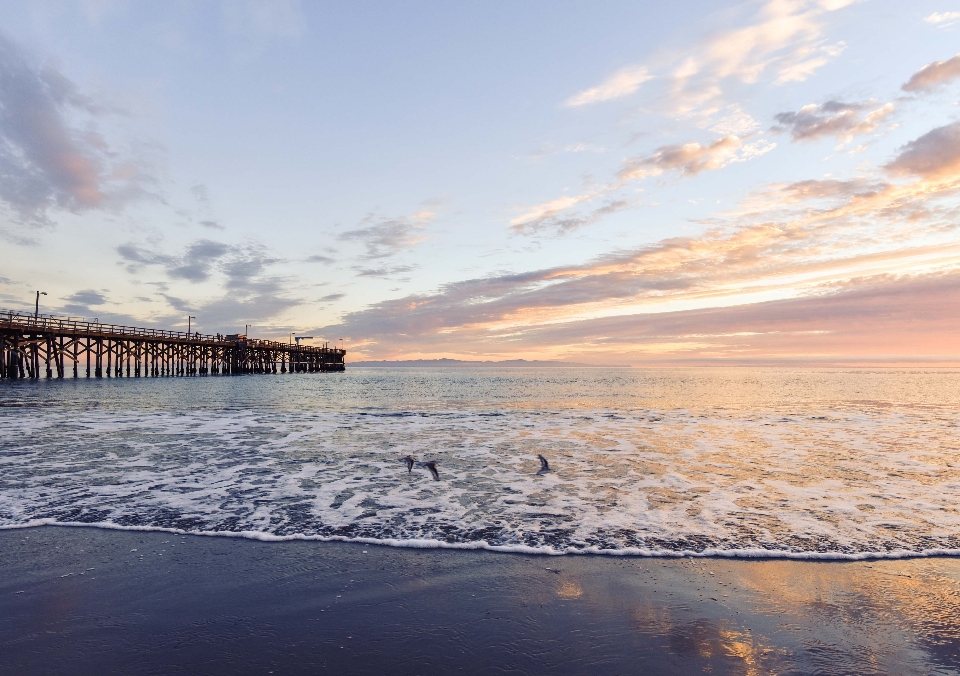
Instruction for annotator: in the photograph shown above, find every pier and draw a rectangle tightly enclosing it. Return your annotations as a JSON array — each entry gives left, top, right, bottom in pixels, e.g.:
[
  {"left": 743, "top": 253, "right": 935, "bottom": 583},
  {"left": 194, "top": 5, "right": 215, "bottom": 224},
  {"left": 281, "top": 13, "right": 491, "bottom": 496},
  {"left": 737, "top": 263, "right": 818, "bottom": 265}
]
[{"left": 0, "top": 310, "right": 345, "bottom": 379}]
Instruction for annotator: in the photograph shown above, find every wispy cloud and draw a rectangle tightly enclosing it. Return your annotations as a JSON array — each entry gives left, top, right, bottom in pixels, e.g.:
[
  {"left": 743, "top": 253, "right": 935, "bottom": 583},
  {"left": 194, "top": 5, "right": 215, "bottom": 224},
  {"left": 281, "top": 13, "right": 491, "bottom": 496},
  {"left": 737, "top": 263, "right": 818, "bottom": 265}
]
[
  {"left": 669, "top": 0, "right": 852, "bottom": 114},
  {"left": 902, "top": 53, "right": 960, "bottom": 92},
  {"left": 562, "top": 1, "right": 854, "bottom": 115},
  {"left": 337, "top": 212, "right": 432, "bottom": 259},
  {"left": 510, "top": 132, "right": 775, "bottom": 238},
  {"left": 775, "top": 178, "right": 889, "bottom": 202},
  {"left": 510, "top": 194, "right": 595, "bottom": 228},
  {"left": 772, "top": 100, "right": 894, "bottom": 142},
  {"left": 353, "top": 264, "right": 417, "bottom": 278},
  {"left": 618, "top": 135, "right": 775, "bottom": 180},
  {"left": 924, "top": 11, "right": 960, "bottom": 27},
  {"left": 564, "top": 66, "right": 652, "bottom": 107},
  {"left": 510, "top": 198, "right": 632, "bottom": 236}
]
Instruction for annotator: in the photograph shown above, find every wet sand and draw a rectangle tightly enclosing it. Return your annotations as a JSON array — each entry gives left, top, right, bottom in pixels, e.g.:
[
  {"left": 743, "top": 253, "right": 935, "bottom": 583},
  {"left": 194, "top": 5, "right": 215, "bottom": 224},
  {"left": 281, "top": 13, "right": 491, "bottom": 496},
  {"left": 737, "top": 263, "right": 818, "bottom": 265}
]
[{"left": 2, "top": 527, "right": 960, "bottom": 675}]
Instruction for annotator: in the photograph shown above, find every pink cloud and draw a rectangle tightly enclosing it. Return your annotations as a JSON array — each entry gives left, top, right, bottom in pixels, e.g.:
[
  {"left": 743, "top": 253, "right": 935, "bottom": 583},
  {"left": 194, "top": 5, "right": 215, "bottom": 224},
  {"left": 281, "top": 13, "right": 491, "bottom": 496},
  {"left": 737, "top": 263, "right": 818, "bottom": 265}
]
[
  {"left": 886, "top": 121, "right": 960, "bottom": 180},
  {"left": 326, "top": 270, "right": 960, "bottom": 364},
  {"left": 902, "top": 54, "right": 960, "bottom": 93}
]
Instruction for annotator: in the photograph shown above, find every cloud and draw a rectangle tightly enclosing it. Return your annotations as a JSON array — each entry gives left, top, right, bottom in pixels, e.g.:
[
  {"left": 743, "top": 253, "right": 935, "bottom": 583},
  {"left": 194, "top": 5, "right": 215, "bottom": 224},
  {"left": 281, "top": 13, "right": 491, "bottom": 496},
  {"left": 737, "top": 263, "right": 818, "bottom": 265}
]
[
  {"left": 337, "top": 213, "right": 431, "bottom": 259},
  {"left": 305, "top": 254, "right": 335, "bottom": 264},
  {"left": 164, "top": 290, "right": 301, "bottom": 330},
  {"left": 116, "top": 243, "right": 173, "bottom": 267},
  {"left": 0, "top": 32, "right": 155, "bottom": 229},
  {"left": 618, "top": 135, "right": 775, "bottom": 180},
  {"left": 708, "top": 104, "right": 762, "bottom": 136},
  {"left": 220, "top": 244, "right": 281, "bottom": 291},
  {"left": 510, "top": 194, "right": 595, "bottom": 229},
  {"left": 670, "top": 0, "right": 851, "bottom": 114},
  {"left": 118, "top": 239, "right": 232, "bottom": 282},
  {"left": 200, "top": 220, "right": 225, "bottom": 230},
  {"left": 500, "top": 271, "right": 960, "bottom": 363},
  {"left": 777, "top": 178, "right": 889, "bottom": 201},
  {"left": 511, "top": 199, "right": 632, "bottom": 236},
  {"left": 0, "top": 34, "right": 103, "bottom": 225},
  {"left": 65, "top": 290, "right": 107, "bottom": 306},
  {"left": 901, "top": 54, "right": 960, "bottom": 92},
  {"left": 117, "top": 238, "right": 301, "bottom": 329},
  {"left": 319, "top": 293, "right": 345, "bottom": 302},
  {"left": 561, "top": 1, "right": 852, "bottom": 117},
  {"left": 619, "top": 136, "right": 741, "bottom": 179},
  {"left": 564, "top": 66, "right": 652, "bottom": 107},
  {"left": 315, "top": 143, "right": 960, "bottom": 361},
  {"left": 61, "top": 288, "right": 108, "bottom": 315},
  {"left": 885, "top": 121, "right": 960, "bottom": 180},
  {"left": 511, "top": 133, "right": 774, "bottom": 237},
  {"left": 924, "top": 12, "right": 960, "bottom": 27},
  {"left": 772, "top": 100, "right": 894, "bottom": 142},
  {"left": 354, "top": 264, "right": 417, "bottom": 278},
  {"left": 190, "top": 184, "right": 211, "bottom": 208}
]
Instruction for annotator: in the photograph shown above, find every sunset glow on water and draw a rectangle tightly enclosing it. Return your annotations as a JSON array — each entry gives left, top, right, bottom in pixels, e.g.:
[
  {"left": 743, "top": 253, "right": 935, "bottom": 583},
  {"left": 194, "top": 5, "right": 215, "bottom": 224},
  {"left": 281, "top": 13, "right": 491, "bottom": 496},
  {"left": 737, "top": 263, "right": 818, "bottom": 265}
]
[{"left": 4, "top": 368, "right": 958, "bottom": 558}]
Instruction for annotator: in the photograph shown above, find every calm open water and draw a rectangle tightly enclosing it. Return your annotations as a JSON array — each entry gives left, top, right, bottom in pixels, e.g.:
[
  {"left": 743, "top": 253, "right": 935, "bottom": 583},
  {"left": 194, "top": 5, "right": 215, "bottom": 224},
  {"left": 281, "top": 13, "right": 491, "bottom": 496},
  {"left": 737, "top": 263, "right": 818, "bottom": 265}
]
[{"left": 1, "top": 367, "right": 959, "bottom": 558}]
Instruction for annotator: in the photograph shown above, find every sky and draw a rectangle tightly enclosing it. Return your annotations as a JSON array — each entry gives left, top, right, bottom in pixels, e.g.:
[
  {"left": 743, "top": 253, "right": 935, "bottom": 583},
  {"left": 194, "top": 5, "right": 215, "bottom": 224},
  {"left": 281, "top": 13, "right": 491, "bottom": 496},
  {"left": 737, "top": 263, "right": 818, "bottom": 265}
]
[{"left": 1, "top": 0, "right": 960, "bottom": 364}]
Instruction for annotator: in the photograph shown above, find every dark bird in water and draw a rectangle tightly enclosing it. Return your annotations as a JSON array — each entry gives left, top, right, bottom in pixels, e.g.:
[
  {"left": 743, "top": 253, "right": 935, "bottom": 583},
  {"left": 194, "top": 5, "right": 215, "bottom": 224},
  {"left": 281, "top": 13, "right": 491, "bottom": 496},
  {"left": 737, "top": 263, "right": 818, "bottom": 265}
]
[
  {"left": 400, "top": 455, "right": 416, "bottom": 472},
  {"left": 536, "top": 454, "right": 550, "bottom": 475},
  {"left": 417, "top": 460, "right": 440, "bottom": 481}
]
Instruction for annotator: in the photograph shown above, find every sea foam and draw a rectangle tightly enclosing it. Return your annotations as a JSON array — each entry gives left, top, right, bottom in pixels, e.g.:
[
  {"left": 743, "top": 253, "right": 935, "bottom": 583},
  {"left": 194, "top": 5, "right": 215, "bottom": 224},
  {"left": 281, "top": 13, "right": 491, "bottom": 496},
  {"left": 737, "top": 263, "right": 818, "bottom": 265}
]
[{"left": 2, "top": 391, "right": 959, "bottom": 558}]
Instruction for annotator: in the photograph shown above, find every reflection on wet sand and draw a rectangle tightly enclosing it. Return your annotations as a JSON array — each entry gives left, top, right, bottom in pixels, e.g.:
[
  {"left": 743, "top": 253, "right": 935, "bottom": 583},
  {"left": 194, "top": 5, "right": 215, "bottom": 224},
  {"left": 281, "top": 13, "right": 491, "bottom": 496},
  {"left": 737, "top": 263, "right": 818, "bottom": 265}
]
[
  {"left": 4, "top": 529, "right": 960, "bottom": 675},
  {"left": 535, "top": 556, "right": 960, "bottom": 674}
]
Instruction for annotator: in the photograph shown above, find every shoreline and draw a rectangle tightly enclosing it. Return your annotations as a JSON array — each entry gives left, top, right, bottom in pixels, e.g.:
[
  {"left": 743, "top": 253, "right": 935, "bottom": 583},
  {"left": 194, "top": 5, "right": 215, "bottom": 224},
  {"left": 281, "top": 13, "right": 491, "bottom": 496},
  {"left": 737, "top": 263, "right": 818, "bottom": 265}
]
[
  {"left": 5, "top": 520, "right": 960, "bottom": 561},
  {"left": 3, "top": 525, "right": 960, "bottom": 674}
]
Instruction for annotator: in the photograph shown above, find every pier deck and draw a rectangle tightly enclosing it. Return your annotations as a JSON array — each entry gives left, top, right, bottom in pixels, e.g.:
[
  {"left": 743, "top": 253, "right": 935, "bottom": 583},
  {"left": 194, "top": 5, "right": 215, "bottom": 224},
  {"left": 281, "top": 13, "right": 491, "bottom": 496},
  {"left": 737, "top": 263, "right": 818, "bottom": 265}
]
[{"left": 0, "top": 310, "right": 345, "bottom": 379}]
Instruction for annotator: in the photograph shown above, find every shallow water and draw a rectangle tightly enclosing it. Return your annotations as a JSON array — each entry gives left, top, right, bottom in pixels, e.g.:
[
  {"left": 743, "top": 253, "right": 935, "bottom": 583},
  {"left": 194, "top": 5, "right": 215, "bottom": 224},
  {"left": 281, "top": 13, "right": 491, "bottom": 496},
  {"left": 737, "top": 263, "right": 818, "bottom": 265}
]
[{"left": 2, "top": 368, "right": 959, "bottom": 557}]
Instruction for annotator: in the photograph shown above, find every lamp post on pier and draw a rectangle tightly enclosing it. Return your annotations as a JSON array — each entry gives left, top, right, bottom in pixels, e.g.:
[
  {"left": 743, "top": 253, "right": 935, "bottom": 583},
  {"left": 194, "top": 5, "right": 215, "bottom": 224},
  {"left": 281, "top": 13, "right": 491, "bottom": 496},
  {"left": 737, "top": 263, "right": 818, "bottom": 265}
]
[
  {"left": 34, "top": 291, "right": 47, "bottom": 321},
  {"left": 187, "top": 315, "right": 196, "bottom": 336}
]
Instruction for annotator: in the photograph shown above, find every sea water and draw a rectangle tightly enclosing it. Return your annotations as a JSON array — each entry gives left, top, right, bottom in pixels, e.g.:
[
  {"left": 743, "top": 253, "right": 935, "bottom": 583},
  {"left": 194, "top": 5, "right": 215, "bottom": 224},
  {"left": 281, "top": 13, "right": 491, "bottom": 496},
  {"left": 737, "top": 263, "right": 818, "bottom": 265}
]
[{"left": 1, "top": 367, "right": 959, "bottom": 558}]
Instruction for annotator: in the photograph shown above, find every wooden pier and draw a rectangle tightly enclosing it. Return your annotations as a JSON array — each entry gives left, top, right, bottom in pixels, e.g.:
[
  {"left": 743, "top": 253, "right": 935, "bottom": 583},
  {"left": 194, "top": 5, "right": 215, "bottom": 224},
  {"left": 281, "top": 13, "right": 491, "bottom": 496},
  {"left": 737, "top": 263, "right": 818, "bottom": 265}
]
[{"left": 0, "top": 310, "right": 345, "bottom": 379}]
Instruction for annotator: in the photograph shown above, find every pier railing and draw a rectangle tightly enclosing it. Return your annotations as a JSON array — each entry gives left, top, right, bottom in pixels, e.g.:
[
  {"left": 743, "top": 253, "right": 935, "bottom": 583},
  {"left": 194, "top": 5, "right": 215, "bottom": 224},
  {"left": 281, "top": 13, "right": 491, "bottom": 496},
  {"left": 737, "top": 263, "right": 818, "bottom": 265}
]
[{"left": 0, "top": 309, "right": 345, "bottom": 379}]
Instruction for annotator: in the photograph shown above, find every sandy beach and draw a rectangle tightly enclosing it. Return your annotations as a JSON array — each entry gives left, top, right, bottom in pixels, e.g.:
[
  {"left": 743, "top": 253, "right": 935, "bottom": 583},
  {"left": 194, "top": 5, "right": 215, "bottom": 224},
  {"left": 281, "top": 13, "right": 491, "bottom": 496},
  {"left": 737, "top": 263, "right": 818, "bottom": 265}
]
[{"left": 2, "top": 526, "right": 959, "bottom": 675}]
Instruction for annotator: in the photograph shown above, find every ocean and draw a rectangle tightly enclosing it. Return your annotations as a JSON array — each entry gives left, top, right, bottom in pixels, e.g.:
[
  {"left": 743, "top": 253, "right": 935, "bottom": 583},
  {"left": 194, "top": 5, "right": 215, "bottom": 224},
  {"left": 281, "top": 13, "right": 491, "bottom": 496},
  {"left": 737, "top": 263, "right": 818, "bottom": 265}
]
[{"left": 2, "top": 367, "right": 958, "bottom": 559}]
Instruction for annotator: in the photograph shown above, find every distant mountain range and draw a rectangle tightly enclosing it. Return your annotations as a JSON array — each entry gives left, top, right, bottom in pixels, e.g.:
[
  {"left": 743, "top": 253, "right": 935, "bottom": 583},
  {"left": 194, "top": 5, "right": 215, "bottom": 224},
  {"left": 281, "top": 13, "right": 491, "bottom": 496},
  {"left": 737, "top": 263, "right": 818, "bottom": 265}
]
[{"left": 347, "top": 358, "right": 628, "bottom": 367}]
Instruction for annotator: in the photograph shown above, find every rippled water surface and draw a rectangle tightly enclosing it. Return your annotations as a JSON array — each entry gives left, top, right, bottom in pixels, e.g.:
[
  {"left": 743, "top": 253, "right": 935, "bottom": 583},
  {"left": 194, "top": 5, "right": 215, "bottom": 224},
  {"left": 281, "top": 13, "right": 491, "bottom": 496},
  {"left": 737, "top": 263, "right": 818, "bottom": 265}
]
[{"left": 2, "top": 367, "right": 959, "bottom": 557}]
